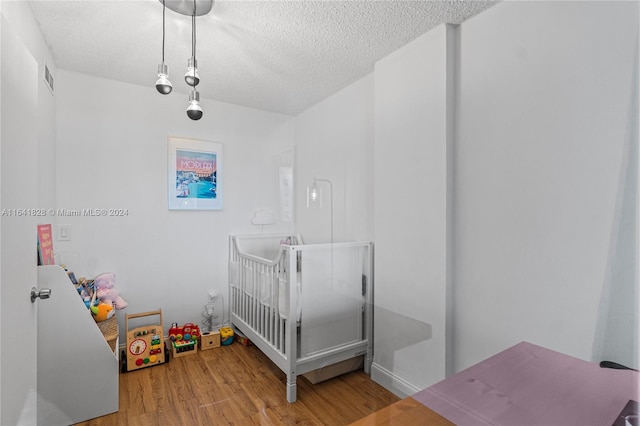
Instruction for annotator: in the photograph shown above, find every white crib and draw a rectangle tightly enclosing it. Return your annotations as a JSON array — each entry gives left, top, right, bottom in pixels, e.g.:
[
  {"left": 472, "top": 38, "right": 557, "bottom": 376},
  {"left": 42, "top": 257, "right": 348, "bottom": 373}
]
[{"left": 229, "top": 234, "right": 373, "bottom": 403}]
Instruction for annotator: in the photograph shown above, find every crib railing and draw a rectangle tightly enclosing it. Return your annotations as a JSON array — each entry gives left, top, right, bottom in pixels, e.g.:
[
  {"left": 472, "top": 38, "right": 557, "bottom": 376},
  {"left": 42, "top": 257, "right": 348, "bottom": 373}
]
[
  {"left": 229, "top": 235, "right": 299, "bottom": 355},
  {"left": 229, "top": 234, "right": 373, "bottom": 403}
]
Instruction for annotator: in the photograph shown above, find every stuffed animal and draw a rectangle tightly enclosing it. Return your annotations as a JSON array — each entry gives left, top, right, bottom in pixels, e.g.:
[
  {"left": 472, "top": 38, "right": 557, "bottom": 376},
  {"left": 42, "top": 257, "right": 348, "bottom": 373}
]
[
  {"left": 88, "top": 286, "right": 115, "bottom": 322},
  {"left": 91, "top": 301, "right": 114, "bottom": 322},
  {"left": 94, "top": 272, "right": 128, "bottom": 309}
]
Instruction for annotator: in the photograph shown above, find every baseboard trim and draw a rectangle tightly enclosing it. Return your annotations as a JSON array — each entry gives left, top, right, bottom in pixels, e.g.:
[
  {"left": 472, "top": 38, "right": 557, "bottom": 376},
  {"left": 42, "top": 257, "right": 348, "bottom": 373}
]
[{"left": 370, "top": 362, "right": 422, "bottom": 398}]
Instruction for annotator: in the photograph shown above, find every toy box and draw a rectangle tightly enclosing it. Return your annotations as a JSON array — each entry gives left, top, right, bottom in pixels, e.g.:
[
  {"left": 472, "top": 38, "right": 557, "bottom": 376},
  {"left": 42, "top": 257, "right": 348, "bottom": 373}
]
[
  {"left": 199, "top": 330, "right": 221, "bottom": 350},
  {"left": 234, "top": 329, "right": 252, "bottom": 346}
]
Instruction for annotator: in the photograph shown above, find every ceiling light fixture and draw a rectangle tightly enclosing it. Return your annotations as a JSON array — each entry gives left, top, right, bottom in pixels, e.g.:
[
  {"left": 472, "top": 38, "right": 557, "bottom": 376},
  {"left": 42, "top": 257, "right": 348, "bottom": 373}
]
[
  {"left": 163, "top": 0, "right": 212, "bottom": 17},
  {"left": 155, "top": 0, "right": 172, "bottom": 94},
  {"left": 155, "top": 0, "right": 212, "bottom": 120}
]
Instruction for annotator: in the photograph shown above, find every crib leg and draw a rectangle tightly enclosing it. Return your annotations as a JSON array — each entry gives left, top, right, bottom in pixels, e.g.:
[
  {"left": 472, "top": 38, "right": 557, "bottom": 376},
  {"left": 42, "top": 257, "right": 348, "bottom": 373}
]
[{"left": 286, "top": 375, "right": 297, "bottom": 403}]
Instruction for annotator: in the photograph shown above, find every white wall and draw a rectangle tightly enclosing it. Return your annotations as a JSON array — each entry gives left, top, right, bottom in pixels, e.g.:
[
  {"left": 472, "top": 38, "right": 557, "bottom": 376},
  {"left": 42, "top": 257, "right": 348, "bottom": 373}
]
[
  {"left": 55, "top": 71, "right": 294, "bottom": 337},
  {"left": 296, "top": 0, "right": 638, "bottom": 397},
  {"left": 294, "top": 74, "right": 374, "bottom": 244},
  {"left": 592, "top": 47, "right": 639, "bottom": 368},
  {"left": 453, "top": 0, "right": 639, "bottom": 371},
  {"left": 0, "top": 2, "right": 57, "bottom": 210},
  {"left": 372, "top": 24, "right": 454, "bottom": 396}
]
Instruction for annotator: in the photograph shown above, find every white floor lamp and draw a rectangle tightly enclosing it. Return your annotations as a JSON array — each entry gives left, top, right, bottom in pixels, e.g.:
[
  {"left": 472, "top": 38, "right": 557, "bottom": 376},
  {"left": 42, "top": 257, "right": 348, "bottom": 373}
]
[
  {"left": 307, "top": 177, "right": 333, "bottom": 245},
  {"left": 307, "top": 177, "right": 335, "bottom": 285}
]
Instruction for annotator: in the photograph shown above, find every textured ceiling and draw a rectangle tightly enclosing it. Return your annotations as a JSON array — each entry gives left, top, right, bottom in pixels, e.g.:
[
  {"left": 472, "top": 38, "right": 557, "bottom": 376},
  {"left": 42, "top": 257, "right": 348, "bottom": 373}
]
[{"left": 28, "top": 0, "right": 498, "bottom": 115}]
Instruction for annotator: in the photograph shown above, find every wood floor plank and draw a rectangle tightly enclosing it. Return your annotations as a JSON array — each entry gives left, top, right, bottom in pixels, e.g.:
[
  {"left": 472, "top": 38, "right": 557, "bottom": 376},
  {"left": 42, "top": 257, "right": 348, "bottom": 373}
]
[
  {"left": 349, "top": 397, "right": 454, "bottom": 426},
  {"left": 74, "top": 343, "right": 398, "bottom": 425}
]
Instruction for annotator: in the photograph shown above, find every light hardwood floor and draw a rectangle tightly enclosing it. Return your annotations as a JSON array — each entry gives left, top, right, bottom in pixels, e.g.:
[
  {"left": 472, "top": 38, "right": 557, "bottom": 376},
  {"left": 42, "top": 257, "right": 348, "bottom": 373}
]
[{"left": 75, "top": 342, "right": 399, "bottom": 425}]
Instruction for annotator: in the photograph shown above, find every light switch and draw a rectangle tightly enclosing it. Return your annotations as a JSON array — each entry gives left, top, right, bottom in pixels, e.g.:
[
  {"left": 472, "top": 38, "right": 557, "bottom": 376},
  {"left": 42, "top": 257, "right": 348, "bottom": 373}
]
[{"left": 57, "top": 224, "right": 71, "bottom": 241}]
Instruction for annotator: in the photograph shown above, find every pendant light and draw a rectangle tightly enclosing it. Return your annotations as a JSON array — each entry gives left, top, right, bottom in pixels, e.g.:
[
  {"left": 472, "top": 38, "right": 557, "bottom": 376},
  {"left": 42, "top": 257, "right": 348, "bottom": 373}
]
[
  {"left": 185, "top": 0, "right": 203, "bottom": 120},
  {"left": 155, "top": 0, "right": 172, "bottom": 95},
  {"left": 187, "top": 88, "right": 203, "bottom": 120},
  {"left": 154, "top": 0, "right": 211, "bottom": 120},
  {"left": 185, "top": 57, "right": 200, "bottom": 87},
  {"left": 184, "top": 10, "right": 200, "bottom": 88}
]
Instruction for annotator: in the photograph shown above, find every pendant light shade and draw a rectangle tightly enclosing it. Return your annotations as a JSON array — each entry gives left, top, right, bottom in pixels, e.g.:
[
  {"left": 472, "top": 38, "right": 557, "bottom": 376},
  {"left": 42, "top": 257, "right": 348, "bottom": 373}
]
[
  {"left": 156, "top": 63, "right": 172, "bottom": 94},
  {"left": 184, "top": 57, "right": 200, "bottom": 87},
  {"left": 187, "top": 89, "right": 203, "bottom": 120}
]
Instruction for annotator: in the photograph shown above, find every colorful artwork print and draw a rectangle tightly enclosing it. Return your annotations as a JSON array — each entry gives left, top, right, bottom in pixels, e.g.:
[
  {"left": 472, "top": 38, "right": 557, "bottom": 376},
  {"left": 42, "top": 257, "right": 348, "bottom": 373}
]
[
  {"left": 175, "top": 150, "right": 217, "bottom": 200},
  {"left": 168, "top": 138, "right": 223, "bottom": 210}
]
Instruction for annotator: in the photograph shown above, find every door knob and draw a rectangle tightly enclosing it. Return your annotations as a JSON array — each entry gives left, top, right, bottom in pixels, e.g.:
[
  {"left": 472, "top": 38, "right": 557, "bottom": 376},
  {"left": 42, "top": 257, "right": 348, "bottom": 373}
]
[{"left": 31, "top": 287, "right": 52, "bottom": 303}]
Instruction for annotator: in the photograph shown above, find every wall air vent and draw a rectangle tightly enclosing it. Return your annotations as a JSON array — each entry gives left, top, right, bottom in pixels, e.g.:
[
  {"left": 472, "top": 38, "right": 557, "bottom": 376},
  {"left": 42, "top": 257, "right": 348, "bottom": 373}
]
[{"left": 43, "top": 63, "right": 54, "bottom": 94}]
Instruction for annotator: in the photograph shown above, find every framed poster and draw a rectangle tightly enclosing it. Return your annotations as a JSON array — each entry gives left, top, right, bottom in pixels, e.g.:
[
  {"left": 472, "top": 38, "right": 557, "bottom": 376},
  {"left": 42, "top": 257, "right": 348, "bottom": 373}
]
[{"left": 168, "top": 137, "right": 223, "bottom": 210}]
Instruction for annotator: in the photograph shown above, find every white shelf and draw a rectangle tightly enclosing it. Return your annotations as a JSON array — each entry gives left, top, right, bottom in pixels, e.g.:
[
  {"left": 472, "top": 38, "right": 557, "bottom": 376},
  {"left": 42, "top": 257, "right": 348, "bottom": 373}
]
[{"left": 37, "top": 265, "right": 119, "bottom": 425}]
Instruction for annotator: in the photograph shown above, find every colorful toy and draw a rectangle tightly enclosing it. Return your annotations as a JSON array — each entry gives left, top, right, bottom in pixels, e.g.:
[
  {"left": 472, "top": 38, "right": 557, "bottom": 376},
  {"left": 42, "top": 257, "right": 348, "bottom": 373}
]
[
  {"left": 235, "top": 330, "right": 252, "bottom": 346},
  {"left": 76, "top": 277, "right": 95, "bottom": 307},
  {"left": 219, "top": 326, "right": 234, "bottom": 345},
  {"left": 122, "top": 310, "right": 167, "bottom": 372},
  {"left": 168, "top": 322, "right": 201, "bottom": 342},
  {"left": 168, "top": 322, "right": 200, "bottom": 357},
  {"left": 91, "top": 301, "right": 114, "bottom": 322},
  {"left": 94, "top": 272, "right": 128, "bottom": 309},
  {"left": 88, "top": 286, "right": 114, "bottom": 322}
]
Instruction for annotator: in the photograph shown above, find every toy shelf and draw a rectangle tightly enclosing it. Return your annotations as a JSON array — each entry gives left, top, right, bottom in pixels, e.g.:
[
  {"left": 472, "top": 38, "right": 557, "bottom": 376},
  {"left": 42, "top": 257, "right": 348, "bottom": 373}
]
[{"left": 37, "top": 265, "right": 119, "bottom": 425}]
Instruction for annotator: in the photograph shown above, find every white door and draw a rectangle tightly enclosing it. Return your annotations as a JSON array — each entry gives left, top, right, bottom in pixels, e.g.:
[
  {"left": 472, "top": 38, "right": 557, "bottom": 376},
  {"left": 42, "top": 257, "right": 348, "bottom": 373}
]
[{"left": 0, "top": 14, "right": 40, "bottom": 426}]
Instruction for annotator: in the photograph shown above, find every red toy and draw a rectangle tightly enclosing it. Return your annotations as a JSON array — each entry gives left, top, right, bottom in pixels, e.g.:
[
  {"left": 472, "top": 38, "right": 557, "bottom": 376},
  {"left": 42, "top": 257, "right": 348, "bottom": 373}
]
[
  {"left": 168, "top": 322, "right": 200, "bottom": 357},
  {"left": 169, "top": 322, "right": 200, "bottom": 341}
]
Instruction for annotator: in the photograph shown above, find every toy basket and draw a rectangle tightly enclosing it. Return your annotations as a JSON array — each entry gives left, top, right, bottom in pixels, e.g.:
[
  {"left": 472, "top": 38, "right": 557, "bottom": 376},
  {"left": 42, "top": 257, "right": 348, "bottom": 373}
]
[{"left": 97, "top": 315, "right": 118, "bottom": 352}]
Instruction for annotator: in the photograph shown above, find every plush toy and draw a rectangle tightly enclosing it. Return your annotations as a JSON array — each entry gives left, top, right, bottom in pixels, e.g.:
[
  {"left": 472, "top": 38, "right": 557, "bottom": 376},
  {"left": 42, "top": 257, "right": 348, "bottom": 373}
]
[
  {"left": 94, "top": 272, "right": 128, "bottom": 309},
  {"left": 91, "top": 301, "right": 114, "bottom": 322},
  {"left": 88, "top": 286, "right": 114, "bottom": 322}
]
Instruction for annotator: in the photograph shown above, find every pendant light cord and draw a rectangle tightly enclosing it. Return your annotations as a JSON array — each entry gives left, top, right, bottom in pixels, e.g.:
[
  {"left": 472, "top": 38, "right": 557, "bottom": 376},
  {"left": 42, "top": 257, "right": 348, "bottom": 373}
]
[
  {"left": 192, "top": 0, "right": 197, "bottom": 62},
  {"left": 162, "top": 0, "right": 166, "bottom": 62}
]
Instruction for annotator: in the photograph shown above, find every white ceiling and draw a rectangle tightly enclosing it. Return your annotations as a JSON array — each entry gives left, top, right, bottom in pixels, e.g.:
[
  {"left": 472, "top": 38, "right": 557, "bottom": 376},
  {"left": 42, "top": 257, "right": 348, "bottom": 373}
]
[{"left": 28, "top": 0, "right": 498, "bottom": 115}]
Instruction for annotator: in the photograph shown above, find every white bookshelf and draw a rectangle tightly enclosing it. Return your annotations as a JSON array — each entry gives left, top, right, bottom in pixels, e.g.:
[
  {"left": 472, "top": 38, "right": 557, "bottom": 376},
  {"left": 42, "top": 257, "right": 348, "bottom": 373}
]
[{"left": 37, "top": 265, "right": 119, "bottom": 425}]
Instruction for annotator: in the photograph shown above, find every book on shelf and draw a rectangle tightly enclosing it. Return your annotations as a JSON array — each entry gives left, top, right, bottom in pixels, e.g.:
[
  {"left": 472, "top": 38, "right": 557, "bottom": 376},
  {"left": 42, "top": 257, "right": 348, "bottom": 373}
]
[{"left": 37, "top": 224, "right": 55, "bottom": 266}]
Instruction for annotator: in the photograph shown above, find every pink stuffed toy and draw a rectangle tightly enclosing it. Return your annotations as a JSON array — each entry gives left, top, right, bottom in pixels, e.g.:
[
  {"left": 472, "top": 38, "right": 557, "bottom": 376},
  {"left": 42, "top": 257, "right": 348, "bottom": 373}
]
[{"left": 94, "top": 272, "right": 128, "bottom": 309}]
